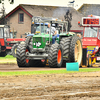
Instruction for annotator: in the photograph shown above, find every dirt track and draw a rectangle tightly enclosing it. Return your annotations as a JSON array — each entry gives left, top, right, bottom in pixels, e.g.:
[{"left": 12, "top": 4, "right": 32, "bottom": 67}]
[
  {"left": 0, "top": 64, "right": 100, "bottom": 100},
  {"left": 0, "top": 64, "right": 66, "bottom": 72}
]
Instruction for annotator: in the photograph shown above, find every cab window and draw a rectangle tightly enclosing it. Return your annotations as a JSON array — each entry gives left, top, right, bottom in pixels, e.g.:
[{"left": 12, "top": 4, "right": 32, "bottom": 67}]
[
  {"left": 4, "top": 28, "right": 10, "bottom": 38},
  {"left": 0, "top": 28, "right": 3, "bottom": 38},
  {"left": 84, "top": 27, "right": 98, "bottom": 37},
  {"left": 98, "top": 29, "right": 100, "bottom": 40}
]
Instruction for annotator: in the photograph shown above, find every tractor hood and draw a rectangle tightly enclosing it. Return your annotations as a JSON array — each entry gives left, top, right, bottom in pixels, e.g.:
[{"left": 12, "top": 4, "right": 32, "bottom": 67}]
[
  {"left": 33, "top": 33, "right": 52, "bottom": 48},
  {"left": 33, "top": 33, "right": 51, "bottom": 38},
  {"left": 82, "top": 38, "right": 97, "bottom": 46}
]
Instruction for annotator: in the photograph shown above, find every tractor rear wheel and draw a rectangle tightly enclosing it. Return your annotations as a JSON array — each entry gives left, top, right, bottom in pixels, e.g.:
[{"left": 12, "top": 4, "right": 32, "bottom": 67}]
[
  {"left": 48, "top": 43, "right": 63, "bottom": 68},
  {"left": 69, "top": 36, "right": 82, "bottom": 66},
  {"left": 11, "top": 44, "right": 19, "bottom": 57},
  {"left": 60, "top": 37, "right": 72, "bottom": 67}
]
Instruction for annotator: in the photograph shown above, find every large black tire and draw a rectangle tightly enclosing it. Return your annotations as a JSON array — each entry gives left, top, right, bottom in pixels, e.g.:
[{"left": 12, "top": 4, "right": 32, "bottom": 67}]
[
  {"left": 16, "top": 43, "right": 30, "bottom": 67},
  {"left": 16, "top": 44, "right": 23, "bottom": 67},
  {"left": 0, "top": 43, "right": 1, "bottom": 53},
  {"left": 0, "top": 43, "right": 7, "bottom": 57},
  {"left": 0, "top": 52, "right": 7, "bottom": 57},
  {"left": 60, "top": 37, "right": 72, "bottom": 67},
  {"left": 11, "top": 44, "right": 19, "bottom": 57},
  {"left": 48, "top": 43, "right": 63, "bottom": 68},
  {"left": 25, "top": 36, "right": 33, "bottom": 53},
  {"left": 69, "top": 36, "right": 82, "bottom": 66},
  {"left": 87, "top": 55, "right": 92, "bottom": 67}
]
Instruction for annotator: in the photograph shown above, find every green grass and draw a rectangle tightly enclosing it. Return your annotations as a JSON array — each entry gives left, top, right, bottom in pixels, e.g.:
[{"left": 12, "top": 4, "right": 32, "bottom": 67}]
[
  {"left": 0, "top": 55, "right": 16, "bottom": 64},
  {"left": 0, "top": 55, "right": 15, "bottom": 59},
  {"left": 0, "top": 68, "right": 100, "bottom": 76}
]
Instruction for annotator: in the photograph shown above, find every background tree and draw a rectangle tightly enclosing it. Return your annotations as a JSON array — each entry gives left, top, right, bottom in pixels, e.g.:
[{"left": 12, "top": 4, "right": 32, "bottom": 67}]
[{"left": 0, "top": 0, "right": 14, "bottom": 25}]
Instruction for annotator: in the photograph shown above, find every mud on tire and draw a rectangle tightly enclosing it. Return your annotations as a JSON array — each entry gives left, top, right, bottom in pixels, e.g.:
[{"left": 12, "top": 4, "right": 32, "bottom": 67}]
[{"left": 48, "top": 43, "right": 63, "bottom": 68}]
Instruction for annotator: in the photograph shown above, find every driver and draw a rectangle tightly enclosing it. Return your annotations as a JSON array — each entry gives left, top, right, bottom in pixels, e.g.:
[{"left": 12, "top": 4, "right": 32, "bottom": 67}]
[{"left": 46, "top": 23, "right": 57, "bottom": 44}]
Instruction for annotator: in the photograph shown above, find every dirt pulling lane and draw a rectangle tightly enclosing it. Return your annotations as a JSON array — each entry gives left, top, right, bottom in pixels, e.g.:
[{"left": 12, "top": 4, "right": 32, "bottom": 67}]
[
  {"left": 0, "top": 64, "right": 100, "bottom": 72},
  {"left": 0, "top": 64, "right": 100, "bottom": 99},
  {"left": 0, "top": 64, "right": 66, "bottom": 72},
  {"left": 0, "top": 72, "right": 100, "bottom": 100}
]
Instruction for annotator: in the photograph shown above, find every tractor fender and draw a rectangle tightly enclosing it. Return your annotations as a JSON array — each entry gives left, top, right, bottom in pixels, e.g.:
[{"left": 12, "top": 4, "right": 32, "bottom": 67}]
[
  {"left": 20, "top": 41, "right": 26, "bottom": 44},
  {"left": 25, "top": 34, "right": 34, "bottom": 38},
  {"left": 68, "top": 32, "right": 76, "bottom": 35}
]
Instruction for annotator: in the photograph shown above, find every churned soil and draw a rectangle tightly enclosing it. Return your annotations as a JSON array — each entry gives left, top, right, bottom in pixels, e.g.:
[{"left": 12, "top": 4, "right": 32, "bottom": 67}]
[{"left": 0, "top": 71, "right": 100, "bottom": 100}]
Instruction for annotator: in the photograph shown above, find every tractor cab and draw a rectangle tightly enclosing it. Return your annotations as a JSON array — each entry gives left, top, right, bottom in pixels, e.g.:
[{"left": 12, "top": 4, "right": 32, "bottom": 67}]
[
  {"left": 83, "top": 27, "right": 99, "bottom": 46},
  {"left": 0, "top": 25, "right": 10, "bottom": 38},
  {"left": 0, "top": 25, "right": 25, "bottom": 57},
  {"left": 0, "top": 25, "right": 10, "bottom": 46},
  {"left": 82, "top": 16, "right": 100, "bottom": 54},
  {"left": 31, "top": 16, "right": 69, "bottom": 48},
  {"left": 79, "top": 15, "right": 100, "bottom": 67}
]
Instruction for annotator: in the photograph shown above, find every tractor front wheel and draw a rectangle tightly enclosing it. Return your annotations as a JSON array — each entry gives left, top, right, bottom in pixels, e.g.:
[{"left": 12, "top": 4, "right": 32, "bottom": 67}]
[
  {"left": 48, "top": 43, "right": 63, "bottom": 68},
  {"left": 16, "top": 43, "right": 30, "bottom": 67}
]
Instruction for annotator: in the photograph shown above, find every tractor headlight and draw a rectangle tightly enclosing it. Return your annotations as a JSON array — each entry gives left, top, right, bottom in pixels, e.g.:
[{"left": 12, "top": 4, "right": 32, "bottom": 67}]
[{"left": 33, "top": 43, "right": 36, "bottom": 45}]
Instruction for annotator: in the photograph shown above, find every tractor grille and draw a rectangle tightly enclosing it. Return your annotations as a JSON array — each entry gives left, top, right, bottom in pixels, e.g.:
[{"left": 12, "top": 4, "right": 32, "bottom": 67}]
[{"left": 33, "top": 37, "right": 41, "bottom": 42}]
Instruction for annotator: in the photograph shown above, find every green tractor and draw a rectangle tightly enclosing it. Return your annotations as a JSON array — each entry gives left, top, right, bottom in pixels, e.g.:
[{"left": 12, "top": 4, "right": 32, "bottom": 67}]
[{"left": 16, "top": 16, "right": 82, "bottom": 68}]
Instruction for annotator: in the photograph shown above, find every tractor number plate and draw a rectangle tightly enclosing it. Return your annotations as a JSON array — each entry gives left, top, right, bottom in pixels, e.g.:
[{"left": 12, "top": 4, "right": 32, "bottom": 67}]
[{"left": 97, "top": 57, "right": 100, "bottom": 60}]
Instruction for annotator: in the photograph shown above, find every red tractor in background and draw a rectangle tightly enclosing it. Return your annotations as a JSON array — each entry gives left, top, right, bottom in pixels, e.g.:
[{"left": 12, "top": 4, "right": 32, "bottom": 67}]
[
  {"left": 78, "top": 15, "right": 100, "bottom": 67},
  {"left": 0, "top": 25, "right": 25, "bottom": 57}
]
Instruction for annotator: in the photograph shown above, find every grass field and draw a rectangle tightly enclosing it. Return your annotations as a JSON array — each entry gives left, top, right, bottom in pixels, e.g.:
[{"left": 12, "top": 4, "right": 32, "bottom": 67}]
[
  {"left": 0, "top": 55, "right": 100, "bottom": 76},
  {"left": 0, "top": 55, "right": 15, "bottom": 59},
  {"left": 0, "top": 68, "right": 100, "bottom": 76},
  {"left": 0, "top": 55, "right": 16, "bottom": 64}
]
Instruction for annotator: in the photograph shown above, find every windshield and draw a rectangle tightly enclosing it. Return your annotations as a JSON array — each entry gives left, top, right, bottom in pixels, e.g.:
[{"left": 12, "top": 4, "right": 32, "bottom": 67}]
[
  {"left": 0, "top": 28, "right": 3, "bottom": 38},
  {"left": 36, "top": 25, "right": 47, "bottom": 33},
  {"left": 4, "top": 27, "right": 10, "bottom": 38},
  {"left": 84, "top": 27, "right": 98, "bottom": 37}
]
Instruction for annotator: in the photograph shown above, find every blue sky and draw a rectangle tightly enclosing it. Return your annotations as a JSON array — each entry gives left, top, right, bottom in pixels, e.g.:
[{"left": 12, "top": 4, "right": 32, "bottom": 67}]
[{"left": 0, "top": 0, "right": 100, "bottom": 13}]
